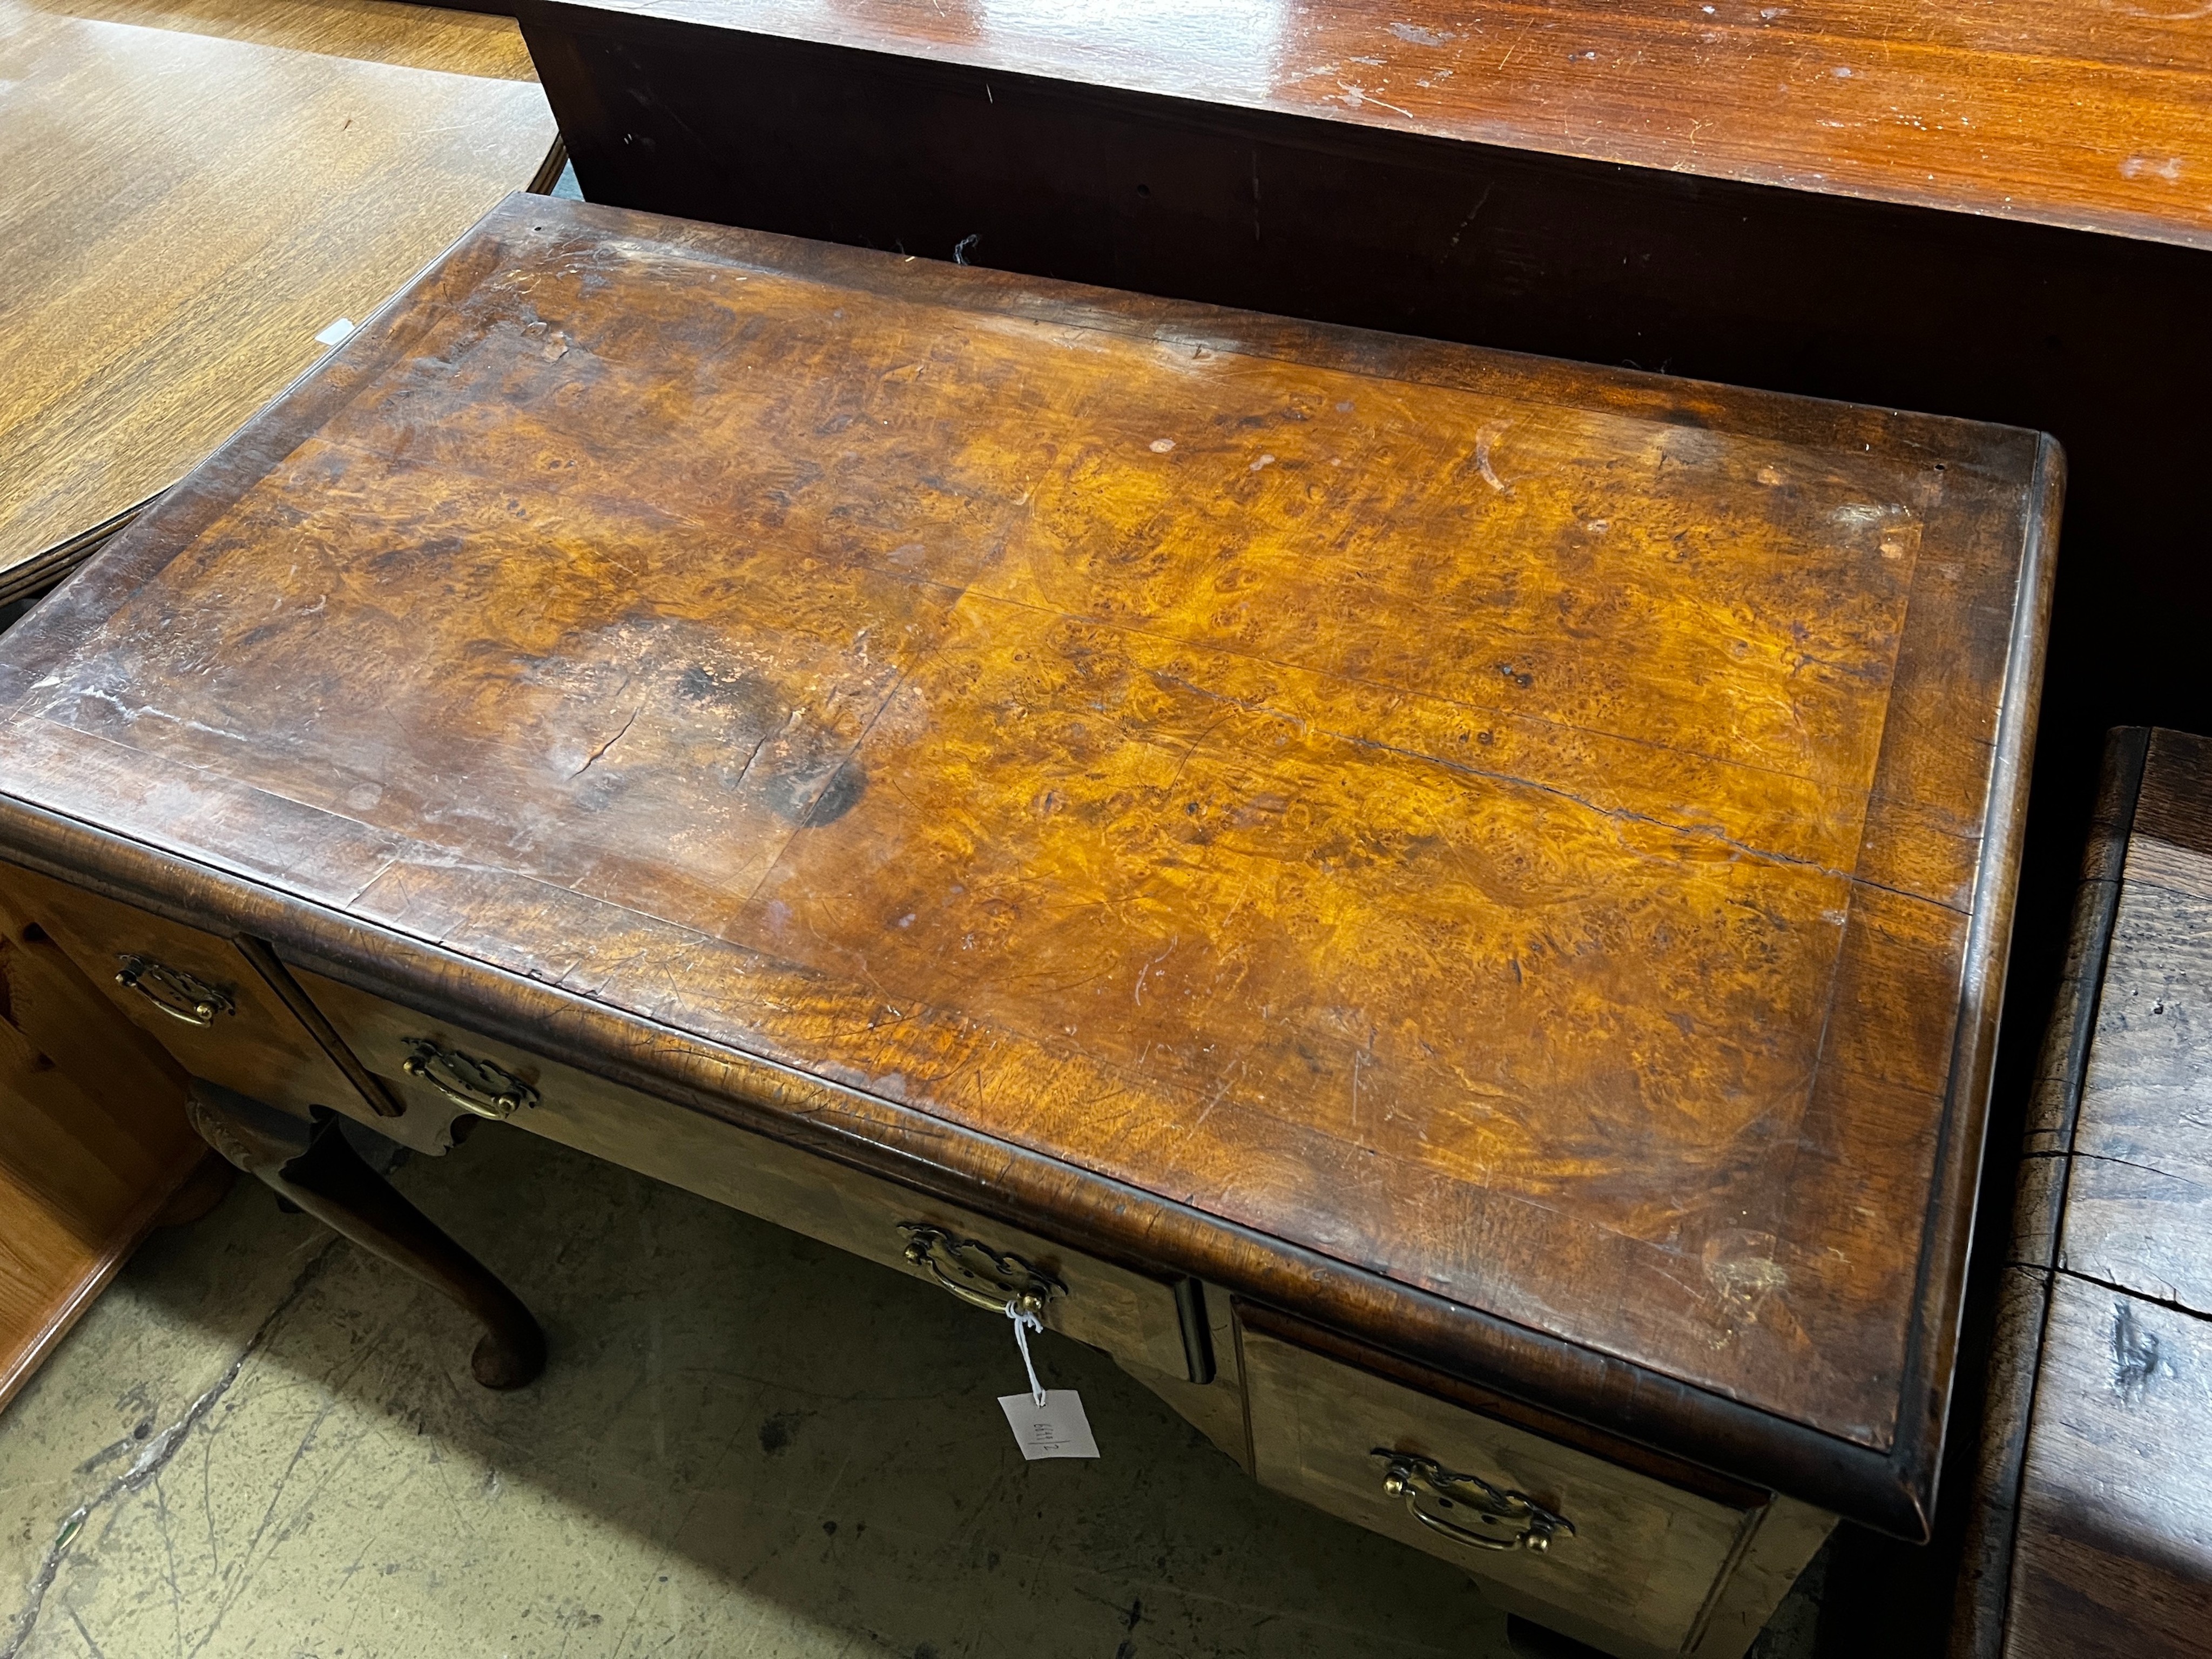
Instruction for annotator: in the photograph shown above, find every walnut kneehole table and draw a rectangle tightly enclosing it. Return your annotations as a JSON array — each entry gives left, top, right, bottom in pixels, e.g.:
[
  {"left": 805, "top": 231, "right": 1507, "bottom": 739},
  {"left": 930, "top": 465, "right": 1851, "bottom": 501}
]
[{"left": 0, "top": 193, "right": 2057, "bottom": 1659}]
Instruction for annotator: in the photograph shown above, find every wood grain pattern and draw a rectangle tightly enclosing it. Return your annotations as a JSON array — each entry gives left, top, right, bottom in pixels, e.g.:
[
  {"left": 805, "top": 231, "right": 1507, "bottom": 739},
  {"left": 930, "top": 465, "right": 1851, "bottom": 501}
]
[
  {"left": 0, "top": 871, "right": 203, "bottom": 1412},
  {"left": 1950, "top": 727, "right": 2149, "bottom": 1659},
  {"left": 293, "top": 963, "right": 1200, "bottom": 1379},
  {"left": 1240, "top": 1319, "right": 1762, "bottom": 1659},
  {"left": 0, "top": 865, "right": 384, "bottom": 1125},
  {"left": 44, "top": 0, "right": 537, "bottom": 75},
  {"left": 528, "top": 0, "right": 2212, "bottom": 251},
  {"left": 0, "top": 195, "right": 2053, "bottom": 1530},
  {"left": 2056, "top": 731, "right": 2212, "bottom": 1320},
  {"left": 1951, "top": 726, "right": 2212, "bottom": 1659},
  {"left": 0, "top": 0, "right": 555, "bottom": 599},
  {"left": 2004, "top": 1278, "right": 2212, "bottom": 1659}
]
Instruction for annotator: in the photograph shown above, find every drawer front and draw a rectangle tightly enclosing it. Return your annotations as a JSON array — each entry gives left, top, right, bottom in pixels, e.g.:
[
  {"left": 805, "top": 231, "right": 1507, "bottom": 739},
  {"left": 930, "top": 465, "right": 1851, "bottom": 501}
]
[
  {"left": 0, "top": 866, "right": 380, "bottom": 1127},
  {"left": 1242, "top": 1324, "right": 1756, "bottom": 1659},
  {"left": 294, "top": 967, "right": 1198, "bottom": 1379}
]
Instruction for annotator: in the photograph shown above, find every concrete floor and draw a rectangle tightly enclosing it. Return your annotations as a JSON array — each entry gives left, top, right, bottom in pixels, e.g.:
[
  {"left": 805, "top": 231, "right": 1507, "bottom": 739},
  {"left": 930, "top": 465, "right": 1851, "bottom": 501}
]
[{"left": 0, "top": 1123, "right": 1825, "bottom": 1658}]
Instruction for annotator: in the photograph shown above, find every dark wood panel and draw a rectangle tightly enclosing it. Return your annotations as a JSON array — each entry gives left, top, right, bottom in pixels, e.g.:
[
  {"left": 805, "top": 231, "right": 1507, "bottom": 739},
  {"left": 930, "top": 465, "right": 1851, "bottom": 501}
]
[
  {"left": 1950, "top": 726, "right": 2150, "bottom": 1659},
  {"left": 523, "top": 0, "right": 2212, "bottom": 250},
  {"left": 2060, "top": 774, "right": 2212, "bottom": 1318}
]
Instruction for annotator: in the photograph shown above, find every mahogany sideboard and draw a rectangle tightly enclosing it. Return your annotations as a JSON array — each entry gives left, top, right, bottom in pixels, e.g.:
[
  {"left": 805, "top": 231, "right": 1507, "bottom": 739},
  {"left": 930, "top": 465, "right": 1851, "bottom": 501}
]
[
  {"left": 0, "top": 194, "right": 2056, "bottom": 1658},
  {"left": 1953, "top": 727, "right": 2212, "bottom": 1658}
]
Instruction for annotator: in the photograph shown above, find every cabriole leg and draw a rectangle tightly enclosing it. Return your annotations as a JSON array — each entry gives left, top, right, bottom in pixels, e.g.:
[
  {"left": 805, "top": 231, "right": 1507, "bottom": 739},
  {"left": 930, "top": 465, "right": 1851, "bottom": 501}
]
[{"left": 185, "top": 1080, "right": 545, "bottom": 1388}]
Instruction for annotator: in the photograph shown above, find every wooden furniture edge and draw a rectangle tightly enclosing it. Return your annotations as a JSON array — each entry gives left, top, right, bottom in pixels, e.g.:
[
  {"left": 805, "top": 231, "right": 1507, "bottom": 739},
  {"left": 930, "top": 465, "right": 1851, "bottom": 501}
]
[
  {"left": 0, "top": 793, "right": 1941, "bottom": 1535},
  {"left": 1233, "top": 1300, "right": 1772, "bottom": 1512},
  {"left": 1881, "top": 433, "right": 2062, "bottom": 1539},
  {"left": 0, "top": 497, "right": 154, "bottom": 609},
  {"left": 518, "top": 0, "right": 2212, "bottom": 255},
  {"left": 1945, "top": 724, "right": 2150, "bottom": 1659},
  {"left": 524, "top": 134, "right": 569, "bottom": 195},
  {"left": 0, "top": 1141, "right": 214, "bottom": 1417}
]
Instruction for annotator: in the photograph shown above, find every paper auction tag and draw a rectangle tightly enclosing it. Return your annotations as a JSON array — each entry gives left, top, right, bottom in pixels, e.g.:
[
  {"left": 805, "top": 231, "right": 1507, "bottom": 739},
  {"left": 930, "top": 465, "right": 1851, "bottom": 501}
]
[{"left": 998, "top": 1390, "right": 1101, "bottom": 1460}]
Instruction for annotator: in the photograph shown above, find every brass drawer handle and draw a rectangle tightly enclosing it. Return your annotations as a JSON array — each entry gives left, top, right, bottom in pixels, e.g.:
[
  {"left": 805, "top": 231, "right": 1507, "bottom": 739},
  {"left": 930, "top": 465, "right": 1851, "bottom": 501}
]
[
  {"left": 400, "top": 1037, "right": 540, "bottom": 1120},
  {"left": 1373, "top": 1451, "right": 1575, "bottom": 1554},
  {"left": 898, "top": 1223, "right": 1066, "bottom": 1317},
  {"left": 114, "top": 955, "right": 235, "bottom": 1027}
]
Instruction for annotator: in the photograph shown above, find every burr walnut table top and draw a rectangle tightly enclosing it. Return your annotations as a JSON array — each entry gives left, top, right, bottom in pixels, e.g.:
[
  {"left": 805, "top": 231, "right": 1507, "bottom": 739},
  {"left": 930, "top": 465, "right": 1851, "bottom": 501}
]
[{"left": 0, "top": 194, "right": 2056, "bottom": 1532}]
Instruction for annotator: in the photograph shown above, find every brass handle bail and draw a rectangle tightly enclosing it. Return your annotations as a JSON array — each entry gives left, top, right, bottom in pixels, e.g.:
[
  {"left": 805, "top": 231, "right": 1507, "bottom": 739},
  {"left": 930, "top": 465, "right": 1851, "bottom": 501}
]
[
  {"left": 897, "top": 1223, "right": 1065, "bottom": 1318},
  {"left": 1372, "top": 1452, "right": 1574, "bottom": 1554},
  {"left": 113, "top": 955, "right": 235, "bottom": 1028},
  {"left": 399, "top": 1037, "right": 540, "bottom": 1120}
]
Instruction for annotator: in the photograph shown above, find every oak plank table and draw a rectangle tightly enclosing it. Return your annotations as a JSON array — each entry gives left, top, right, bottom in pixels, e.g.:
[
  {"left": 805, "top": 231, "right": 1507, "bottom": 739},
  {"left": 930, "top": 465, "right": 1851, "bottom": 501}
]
[
  {"left": 0, "top": 193, "right": 2056, "bottom": 1658},
  {"left": 1954, "top": 727, "right": 2212, "bottom": 1658},
  {"left": 0, "top": 0, "right": 558, "bottom": 605}
]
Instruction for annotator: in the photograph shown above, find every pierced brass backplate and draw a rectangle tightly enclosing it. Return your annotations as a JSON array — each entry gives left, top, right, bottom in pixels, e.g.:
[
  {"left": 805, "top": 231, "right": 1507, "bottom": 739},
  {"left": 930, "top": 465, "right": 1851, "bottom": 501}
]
[
  {"left": 114, "top": 954, "right": 235, "bottom": 1027},
  {"left": 898, "top": 1222, "right": 1067, "bottom": 1317},
  {"left": 1373, "top": 1451, "right": 1575, "bottom": 1553},
  {"left": 399, "top": 1036, "right": 540, "bottom": 1120}
]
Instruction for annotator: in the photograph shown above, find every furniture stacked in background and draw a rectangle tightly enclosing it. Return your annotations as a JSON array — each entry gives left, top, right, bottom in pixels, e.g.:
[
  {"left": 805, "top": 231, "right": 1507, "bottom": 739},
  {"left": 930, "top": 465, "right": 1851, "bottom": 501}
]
[
  {"left": 1954, "top": 728, "right": 2212, "bottom": 1657},
  {"left": 0, "top": 0, "right": 557, "bottom": 1412},
  {"left": 0, "top": 193, "right": 2053, "bottom": 1659},
  {"left": 0, "top": 0, "right": 557, "bottom": 606}
]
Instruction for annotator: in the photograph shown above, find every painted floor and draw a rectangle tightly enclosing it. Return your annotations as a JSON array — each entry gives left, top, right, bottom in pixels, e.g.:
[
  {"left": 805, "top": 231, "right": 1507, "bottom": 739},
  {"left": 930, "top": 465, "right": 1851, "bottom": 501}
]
[{"left": 0, "top": 1123, "right": 1826, "bottom": 1658}]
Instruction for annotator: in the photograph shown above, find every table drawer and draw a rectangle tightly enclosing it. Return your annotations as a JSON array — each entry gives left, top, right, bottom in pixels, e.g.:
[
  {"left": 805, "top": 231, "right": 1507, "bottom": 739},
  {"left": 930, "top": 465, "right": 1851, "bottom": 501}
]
[
  {"left": 294, "top": 966, "right": 1203, "bottom": 1380},
  {"left": 1242, "top": 1320, "right": 1765, "bottom": 1659},
  {"left": 0, "top": 865, "right": 385, "bottom": 1129}
]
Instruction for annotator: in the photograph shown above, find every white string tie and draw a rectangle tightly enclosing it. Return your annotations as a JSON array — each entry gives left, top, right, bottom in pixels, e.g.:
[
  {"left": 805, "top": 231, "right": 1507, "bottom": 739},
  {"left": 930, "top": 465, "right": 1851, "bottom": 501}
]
[{"left": 1006, "top": 1299, "right": 1047, "bottom": 1405}]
